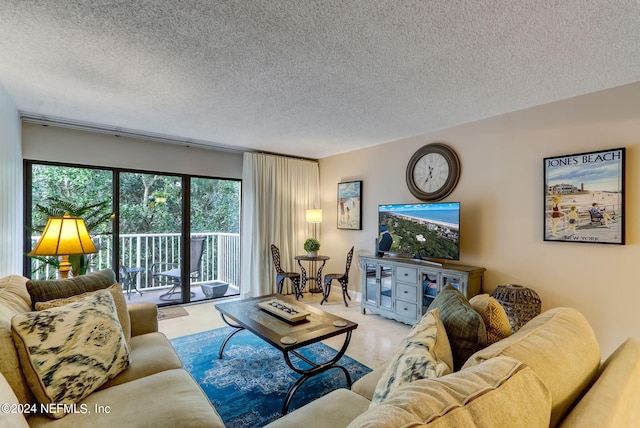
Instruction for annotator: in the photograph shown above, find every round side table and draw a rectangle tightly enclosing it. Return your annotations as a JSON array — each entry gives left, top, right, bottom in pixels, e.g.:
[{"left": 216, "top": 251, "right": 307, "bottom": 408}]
[{"left": 491, "top": 284, "right": 541, "bottom": 333}]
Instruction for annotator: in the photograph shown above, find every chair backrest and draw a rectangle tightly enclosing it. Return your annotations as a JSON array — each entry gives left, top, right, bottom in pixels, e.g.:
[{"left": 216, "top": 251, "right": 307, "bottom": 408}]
[
  {"left": 344, "top": 246, "right": 355, "bottom": 275},
  {"left": 189, "top": 237, "right": 206, "bottom": 275},
  {"left": 270, "top": 244, "right": 284, "bottom": 274}
]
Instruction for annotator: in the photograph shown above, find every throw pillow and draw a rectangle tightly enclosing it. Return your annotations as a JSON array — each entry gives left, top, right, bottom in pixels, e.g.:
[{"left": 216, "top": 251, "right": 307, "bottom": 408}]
[
  {"left": 427, "top": 284, "right": 487, "bottom": 370},
  {"left": 11, "top": 290, "right": 130, "bottom": 419},
  {"left": 35, "top": 284, "right": 131, "bottom": 345},
  {"left": 26, "top": 269, "right": 116, "bottom": 308},
  {"left": 370, "top": 308, "right": 453, "bottom": 406},
  {"left": 469, "top": 294, "right": 512, "bottom": 345}
]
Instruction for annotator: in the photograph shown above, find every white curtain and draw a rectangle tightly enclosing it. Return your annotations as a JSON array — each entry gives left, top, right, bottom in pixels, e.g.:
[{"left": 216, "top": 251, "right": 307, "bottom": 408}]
[{"left": 241, "top": 152, "right": 320, "bottom": 298}]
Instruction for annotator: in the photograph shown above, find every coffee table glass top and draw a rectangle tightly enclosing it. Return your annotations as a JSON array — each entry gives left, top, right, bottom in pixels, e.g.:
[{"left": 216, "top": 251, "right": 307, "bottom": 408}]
[{"left": 215, "top": 294, "right": 357, "bottom": 350}]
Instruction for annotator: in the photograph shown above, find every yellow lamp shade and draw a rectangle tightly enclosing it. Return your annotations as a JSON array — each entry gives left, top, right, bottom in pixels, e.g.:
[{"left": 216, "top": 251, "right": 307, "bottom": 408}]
[
  {"left": 306, "top": 209, "right": 323, "bottom": 223},
  {"left": 29, "top": 214, "right": 98, "bottom": 256}
]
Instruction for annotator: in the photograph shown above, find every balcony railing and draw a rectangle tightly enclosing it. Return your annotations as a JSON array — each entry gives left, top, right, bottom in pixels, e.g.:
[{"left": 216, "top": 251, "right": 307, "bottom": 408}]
[{"left": 30, "top": 232, "right": 241, "bottom": 291}]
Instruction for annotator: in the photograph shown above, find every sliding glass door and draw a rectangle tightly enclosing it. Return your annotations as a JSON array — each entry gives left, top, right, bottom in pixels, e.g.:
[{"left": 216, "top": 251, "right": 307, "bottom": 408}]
[
  {"left": 119, "top": 172, "right": 184, "bottom": 303},
  {"left": 26, "top": 161, "right": 241, "bottom": 305},
  {"left": 190, "top": 177, "right": 241, "bottom": 302},
  {"left": 28, "top": 163, "right": 113, "bottom": 279}
]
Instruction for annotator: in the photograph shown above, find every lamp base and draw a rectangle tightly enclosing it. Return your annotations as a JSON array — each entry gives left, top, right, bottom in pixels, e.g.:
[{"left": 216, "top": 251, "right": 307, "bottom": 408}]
[{"left": 58, "top": 255, "right": 71, "bottom": 279}]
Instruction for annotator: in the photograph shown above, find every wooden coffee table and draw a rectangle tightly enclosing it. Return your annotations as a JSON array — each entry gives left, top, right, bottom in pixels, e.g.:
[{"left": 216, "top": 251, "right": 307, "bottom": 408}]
[{"left": 215, "top": 294, "right": 358, "bottom": 414}]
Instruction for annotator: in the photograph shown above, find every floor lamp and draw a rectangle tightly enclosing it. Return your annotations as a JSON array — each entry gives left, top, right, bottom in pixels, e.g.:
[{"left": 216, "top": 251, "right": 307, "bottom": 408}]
[
  {"left": 29, "top": 213, "right": 98, "bottom": 279},
  {"left": 305, "top": 209, "right": 323, "bottom": 292},
  {"left": 306, "top": 209, "right": 323, "bottom": 239}
]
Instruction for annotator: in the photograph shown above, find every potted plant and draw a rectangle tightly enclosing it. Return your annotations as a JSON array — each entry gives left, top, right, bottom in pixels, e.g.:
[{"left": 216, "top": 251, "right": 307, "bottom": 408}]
[{"left": 304, "top": 238, "right": 320, "bottom": 257}]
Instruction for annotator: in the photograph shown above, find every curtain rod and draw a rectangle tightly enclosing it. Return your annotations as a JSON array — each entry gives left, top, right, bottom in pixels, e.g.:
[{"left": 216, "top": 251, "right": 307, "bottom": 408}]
[{"left": 20, "top": 112, "right": 250, "bottom": 155}]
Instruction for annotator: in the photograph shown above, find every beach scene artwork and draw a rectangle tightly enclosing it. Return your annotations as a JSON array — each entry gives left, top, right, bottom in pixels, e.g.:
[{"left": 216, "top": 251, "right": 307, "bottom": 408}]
[
  {"left": 544, "top": 148, "right": 625, "bottom": 244},
  {"left": 337, "top": 181, "right": 362, "bottom": 230}
]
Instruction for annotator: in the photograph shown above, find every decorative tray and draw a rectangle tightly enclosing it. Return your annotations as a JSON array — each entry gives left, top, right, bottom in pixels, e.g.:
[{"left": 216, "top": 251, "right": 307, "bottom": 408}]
[{"left": 258, "top": 299, "right": 310, "bottom": 323}]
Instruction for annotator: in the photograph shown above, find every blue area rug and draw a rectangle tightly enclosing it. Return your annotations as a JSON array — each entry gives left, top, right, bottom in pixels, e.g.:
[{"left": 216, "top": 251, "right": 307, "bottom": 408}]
[{"left": 171, "top": 327, "right": 371, "bottom": 427}]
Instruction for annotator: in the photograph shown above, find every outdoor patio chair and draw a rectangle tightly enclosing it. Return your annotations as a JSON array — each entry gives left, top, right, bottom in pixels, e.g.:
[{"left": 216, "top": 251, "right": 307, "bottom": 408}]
[
  {"left": 152, "top": 237, "right": 206, "bottom": 300},
  {"left": 322, "top": 246, "right": 354, "bottom": 307},
  {"left": 270, "top": 244, "right": 302, "bottom": 299}
]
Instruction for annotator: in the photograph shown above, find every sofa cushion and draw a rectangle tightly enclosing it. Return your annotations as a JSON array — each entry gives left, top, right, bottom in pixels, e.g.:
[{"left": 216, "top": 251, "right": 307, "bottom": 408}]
[
  {"left": 469, "top": 293, "right": 512, "bottom": 345},
  {"left": 35, "top": 284, "right": 131, "bottom": 344},
  {"left": 347, "top": 356, "right": 551, "bottom": 428},
  {"left": 12, "top": 290, "right": 130, "bottom": 418},
  {"left": 0, "top": 275, "right": 36, "bottom": 407},
  {"left": 0, "top": 373, "right": 29, "bottom": 428},
  {"left": 264, "top": 388, "right": 371, "bottom": 428},
  {"left": 99, "top": 332, "right": 182, "bottom": 389},
  {"left": 26, "top": 369, "right": 224, "bottom": 428},
  {"left": 559, "top": 337, "right": 640, "bottom": 428},
  {"left": 427, "top": 284, "right": 487, "bottom": 370},
  {"left": 463, "top": 307, "right": 601, "bottom": 428},
  {"left": 0, "top": 275, "right": 32, "bottom": 320},
  {"left": 26, "top": 269, "right": 116, "bottom": 308},
  {"left": 371, "top": 308, "right": 453, "bottom": 405}
]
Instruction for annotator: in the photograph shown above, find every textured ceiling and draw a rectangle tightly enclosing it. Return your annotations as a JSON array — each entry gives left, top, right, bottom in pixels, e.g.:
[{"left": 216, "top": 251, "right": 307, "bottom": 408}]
[{"left": 1, "top": 1, "right": 640, "bottom": 159}]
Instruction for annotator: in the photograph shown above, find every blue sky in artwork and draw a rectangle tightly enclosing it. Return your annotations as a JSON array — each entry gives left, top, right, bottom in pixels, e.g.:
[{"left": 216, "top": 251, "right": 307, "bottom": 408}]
[
  {"left": 339, "top": 182, "right": 360, "bottom": 198},
  {"left": 546, "top": 152, "right": 622, "bottom": 192}
]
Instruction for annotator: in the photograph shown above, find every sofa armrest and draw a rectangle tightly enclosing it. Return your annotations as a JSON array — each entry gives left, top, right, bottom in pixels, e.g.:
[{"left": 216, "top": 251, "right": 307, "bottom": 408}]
[
  {"left": 560, "top": 337, "right": 640, "bottom": 428},
  {"left": 128, "top": 302, "right": 159, "bottom": 336},
  {"left": 351, "top": 363, "right": 387, "bottom": 400}
]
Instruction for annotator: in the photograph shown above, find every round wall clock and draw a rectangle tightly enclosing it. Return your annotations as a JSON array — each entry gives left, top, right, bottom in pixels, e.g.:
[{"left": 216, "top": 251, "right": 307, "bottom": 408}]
[{"left": 405, "top": 143, "right": 461, "bottom": 201}]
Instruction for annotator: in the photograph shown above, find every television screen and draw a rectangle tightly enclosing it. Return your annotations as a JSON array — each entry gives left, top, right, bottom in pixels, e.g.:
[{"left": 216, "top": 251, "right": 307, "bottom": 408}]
[{"left": 378, "top": 202, "right": 460, "bottom": 260}]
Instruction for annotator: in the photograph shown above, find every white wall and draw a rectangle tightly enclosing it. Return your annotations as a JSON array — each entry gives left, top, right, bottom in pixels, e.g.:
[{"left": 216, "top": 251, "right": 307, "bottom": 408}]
[
  {"left": 319, "top": 81, "right": 640, "bottom": 358},
  {"left": 22, "top": 123, "right": 243, "bottom": 179},
  {"left": 0, "top": 84, "right": 22, "bottom": 276}
]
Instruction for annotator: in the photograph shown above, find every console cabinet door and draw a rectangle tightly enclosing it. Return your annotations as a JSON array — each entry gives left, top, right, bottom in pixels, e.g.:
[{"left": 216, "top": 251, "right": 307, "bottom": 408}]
[
  {"left": 441, "top": 273, "right": 467, "bottom": 296},
  {"left": 422, "top": 271, "right": 439, "bottom": 308},
  {"left": 363, "top": 263, "right": 393, "bottom": 310},
  {"left": 379, "top": 265, "right": 393, "bottom": 310},
  {"left": 364, "top": 263, "right": 378, "bottom": 306}
]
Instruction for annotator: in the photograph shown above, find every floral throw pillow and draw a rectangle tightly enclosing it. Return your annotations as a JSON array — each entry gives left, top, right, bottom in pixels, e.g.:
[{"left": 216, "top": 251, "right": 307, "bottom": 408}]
[
  {"left": 11, "top": 290, "right": 130, "bottom": 419},
  {"left": 35, "top": 283, "right": 131, "bottom": 345},
  {"left": 370, "top": 308, "right": 453, "bottom": 406}
]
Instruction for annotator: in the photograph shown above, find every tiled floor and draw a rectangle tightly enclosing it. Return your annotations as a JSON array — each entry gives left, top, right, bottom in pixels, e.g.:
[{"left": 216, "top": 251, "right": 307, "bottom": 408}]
[{"left": 157, "top": 289, "right": 411, "bottom": 369}]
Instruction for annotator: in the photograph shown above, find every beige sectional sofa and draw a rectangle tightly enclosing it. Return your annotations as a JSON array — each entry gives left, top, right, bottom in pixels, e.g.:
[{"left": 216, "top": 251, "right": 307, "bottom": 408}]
[
  {"left": 267, "top": 306, "right": 640, "bottom": 427},
  {"left": 0, "top": 272, "right": 224, "bottom": 428}
]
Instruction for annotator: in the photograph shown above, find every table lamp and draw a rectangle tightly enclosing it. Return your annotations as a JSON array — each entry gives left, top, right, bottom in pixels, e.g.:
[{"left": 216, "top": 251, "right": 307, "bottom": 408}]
[{"left": 29, "top": 213, "right": 98, "bottom": 279}]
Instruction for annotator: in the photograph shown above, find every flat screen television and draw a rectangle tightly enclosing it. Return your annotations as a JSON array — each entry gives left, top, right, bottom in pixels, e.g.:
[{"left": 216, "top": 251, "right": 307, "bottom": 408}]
[{"left": 377, "top": 202, "right": 460, "bottom": 261}]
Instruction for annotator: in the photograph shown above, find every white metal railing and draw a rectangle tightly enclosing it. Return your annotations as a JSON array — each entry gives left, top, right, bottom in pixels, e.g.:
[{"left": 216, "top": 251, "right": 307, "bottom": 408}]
[{"left": 30, "top": 232, "right": 241, "bottom": 290}]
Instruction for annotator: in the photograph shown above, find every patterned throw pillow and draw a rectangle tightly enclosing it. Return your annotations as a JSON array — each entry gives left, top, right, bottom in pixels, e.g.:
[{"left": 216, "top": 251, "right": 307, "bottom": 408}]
[
  {"left": 370, "top": 308, "right": 453, "bottom": 406},
  {"left": 427, "top": 285, "right": 487, "bottom": 370},
  {"left": 11, "top": 290, "right": 130, "bottom": 419},
  {"left": 469, "top": 294, "right": 512, "bottom": 345},
  {"left": 26, "top": 269, "right": 116, "bottom": 308},
  {"left": 35, "top": 284, "right": 131, "bottom": 344}
]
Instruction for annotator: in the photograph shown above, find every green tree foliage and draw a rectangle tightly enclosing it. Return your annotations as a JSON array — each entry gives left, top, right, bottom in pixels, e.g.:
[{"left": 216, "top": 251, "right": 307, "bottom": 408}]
[{"left": 31, "top": 164, "right": 240, "bottom": 237}]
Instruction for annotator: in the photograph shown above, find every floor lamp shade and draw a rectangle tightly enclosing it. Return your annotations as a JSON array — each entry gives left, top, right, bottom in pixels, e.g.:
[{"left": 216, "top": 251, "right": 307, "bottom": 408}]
[{"left": 306, "top": 209, "right": 323, "bottom": 223}]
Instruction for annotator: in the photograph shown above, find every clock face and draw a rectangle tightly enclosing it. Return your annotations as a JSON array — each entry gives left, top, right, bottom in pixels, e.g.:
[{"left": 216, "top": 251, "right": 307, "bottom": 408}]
[
  {"left": 405, "top": 143, "right": 460, "bottom": 201},
  {"left": 412, "top": 152, "right": 449, "bottom": 193}
]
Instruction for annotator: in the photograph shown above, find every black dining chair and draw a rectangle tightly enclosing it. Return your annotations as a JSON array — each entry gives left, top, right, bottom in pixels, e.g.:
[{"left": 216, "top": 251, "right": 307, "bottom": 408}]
[
  {"left": 270, "top": 244, "right": 302, "bottom": 299},
  {"left": 322, "top": 246, "right": 354, "bottom": 307}
]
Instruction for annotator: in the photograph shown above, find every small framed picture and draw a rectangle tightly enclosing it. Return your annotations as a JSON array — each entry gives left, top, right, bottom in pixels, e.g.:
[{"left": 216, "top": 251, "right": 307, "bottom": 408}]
[
  {"left": 544, "top": 148, "right": 625, "bottom": 244},
  {"left": 337, "top": 181, "right": 362, "bottom": 230}
]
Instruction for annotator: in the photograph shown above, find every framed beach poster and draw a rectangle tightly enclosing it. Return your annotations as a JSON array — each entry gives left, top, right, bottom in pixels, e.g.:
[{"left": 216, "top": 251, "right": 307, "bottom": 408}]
[
  {"left": 337, "top": 181, "right": 362, "bottom": 230},
  {"left": 544, "top": 148, "right": 625, "bottom": 244}
]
